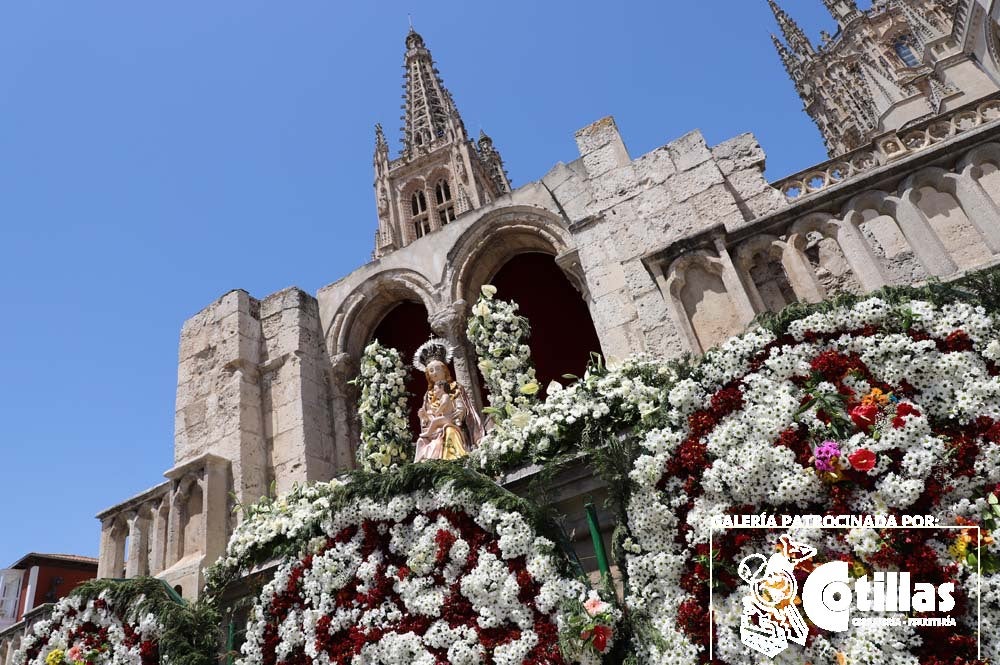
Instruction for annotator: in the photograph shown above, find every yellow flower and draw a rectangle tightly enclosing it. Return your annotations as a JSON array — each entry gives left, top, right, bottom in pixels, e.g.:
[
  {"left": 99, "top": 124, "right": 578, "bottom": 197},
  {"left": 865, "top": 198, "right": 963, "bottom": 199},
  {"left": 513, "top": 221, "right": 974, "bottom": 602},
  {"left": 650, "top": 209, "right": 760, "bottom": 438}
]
[
  {"left": 480, "top": 284, "right": 498, "bottom": 298},
  {"left": 519, "top": 381, "right": 540, "bottom": 396},
  {"left": 46, "top": 650, "right": 65, "bottom": 665},
  {"left": 949, "top": 539, "right": 969, "bottom": 560}
]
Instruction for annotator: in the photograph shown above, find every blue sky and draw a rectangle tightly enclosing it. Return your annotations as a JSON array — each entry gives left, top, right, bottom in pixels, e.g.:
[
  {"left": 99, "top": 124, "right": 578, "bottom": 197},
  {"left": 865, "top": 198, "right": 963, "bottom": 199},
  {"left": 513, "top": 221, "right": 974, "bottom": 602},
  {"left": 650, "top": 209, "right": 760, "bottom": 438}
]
[{"left": 0, "top": 0, "right": 849, "bottom": 566}]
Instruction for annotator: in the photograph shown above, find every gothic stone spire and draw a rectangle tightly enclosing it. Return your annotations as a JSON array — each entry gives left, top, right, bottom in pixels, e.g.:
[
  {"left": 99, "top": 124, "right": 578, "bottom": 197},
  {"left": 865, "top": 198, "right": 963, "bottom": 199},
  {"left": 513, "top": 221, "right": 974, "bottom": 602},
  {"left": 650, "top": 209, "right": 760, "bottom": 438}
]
[
  {"left": 400, "top": 28, "right": 466, "bottom": 157},
  {"left": 767, "top": 0, "right": 814, "bottom": 58},
  {"left": 371, "top": 29, "right": 513, "bottom": 258}
]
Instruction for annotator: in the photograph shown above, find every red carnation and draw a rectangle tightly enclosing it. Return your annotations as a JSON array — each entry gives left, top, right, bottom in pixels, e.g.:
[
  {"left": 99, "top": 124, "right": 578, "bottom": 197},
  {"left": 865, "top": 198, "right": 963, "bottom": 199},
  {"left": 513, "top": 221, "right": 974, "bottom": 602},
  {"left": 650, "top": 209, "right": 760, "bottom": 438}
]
[
  {"left": 849, "top": 403, "right": 879, "bottom": 432},
  {"left": 892, "top": 402, "right": 921, "bottom": 429},
  {"left": 847, "top": 448, "right": 877, "bottom": 472}
]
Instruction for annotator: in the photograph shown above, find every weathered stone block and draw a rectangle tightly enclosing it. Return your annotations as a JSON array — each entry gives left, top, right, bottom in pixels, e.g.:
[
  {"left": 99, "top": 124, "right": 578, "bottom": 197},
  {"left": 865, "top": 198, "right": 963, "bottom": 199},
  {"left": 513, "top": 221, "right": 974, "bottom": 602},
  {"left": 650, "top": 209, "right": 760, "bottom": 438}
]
[
  {"left": 668, "top": 130, "right": 712, "bottom": 172},
  {"left": 711, "top": 133, "right": 766, "bottom": 176},
  {"left": 725, "top": 166, "right": 772, "bottom": 199},
  {"left": 691, "top": 183, "right": 744, "bottom": 228},
  {"left": 634, "top": 146, "right": 676, "bottom": 185},
  {"left": 582, "top": 140, "right": 630, "bottom": 178},
  {"left": 670, "top": 160, "right": 724, "bottom": 202},
  {"left": 574, "top": 116, "right": 625, "bottom": 154}
]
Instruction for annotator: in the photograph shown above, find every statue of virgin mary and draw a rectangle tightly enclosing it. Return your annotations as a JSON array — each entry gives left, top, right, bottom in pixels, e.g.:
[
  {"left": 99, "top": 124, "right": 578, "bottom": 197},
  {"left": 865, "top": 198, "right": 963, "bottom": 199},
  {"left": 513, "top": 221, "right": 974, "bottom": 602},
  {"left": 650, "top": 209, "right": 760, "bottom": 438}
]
[{"left": 412, "top": 339, "right": 484, "bottom": 462}]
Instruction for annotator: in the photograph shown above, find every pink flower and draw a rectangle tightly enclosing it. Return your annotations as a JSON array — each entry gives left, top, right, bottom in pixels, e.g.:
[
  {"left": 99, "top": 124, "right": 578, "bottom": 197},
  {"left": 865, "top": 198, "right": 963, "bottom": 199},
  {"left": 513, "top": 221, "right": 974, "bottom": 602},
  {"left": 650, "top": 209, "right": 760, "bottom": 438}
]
[
  {"left": 67, "top": 647, "right": 83, "bottom": 663},
  {"left": 584, "top": 596, "right": 609, "bottom": 616}
]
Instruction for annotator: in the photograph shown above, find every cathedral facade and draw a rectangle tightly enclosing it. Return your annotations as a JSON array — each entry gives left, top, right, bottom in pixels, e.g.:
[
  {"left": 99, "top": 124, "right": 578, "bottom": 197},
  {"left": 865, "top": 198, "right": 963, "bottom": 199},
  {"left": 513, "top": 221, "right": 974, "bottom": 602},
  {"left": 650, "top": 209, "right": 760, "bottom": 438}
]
[{"left": 68, "top": 0, "right": 1000, "bottom": 608}]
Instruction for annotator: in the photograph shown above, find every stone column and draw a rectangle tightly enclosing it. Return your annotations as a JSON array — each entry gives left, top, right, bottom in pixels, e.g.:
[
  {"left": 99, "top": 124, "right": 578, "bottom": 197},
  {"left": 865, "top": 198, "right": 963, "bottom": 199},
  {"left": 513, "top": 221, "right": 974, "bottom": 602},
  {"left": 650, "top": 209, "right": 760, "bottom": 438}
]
[
  {"left": 888, "top": 191, "right": 957, "bottom": 277},
  {"left": 779, "top": 240, "right": 825, "bottom": 303},
  {"left": 124, "top": 511, "right": 149, "bottom": 578},
  {"left": 946, "top": 168, "right": 1000, "bottom": 253},
  {"left": 430, "top": 301, "right": 484, "bottom": 412},
  {"left": 714, "top": 236, "right": 759, "bottom": 325},
  {"left": 201, "top": 455, "right": 231, "bottom": 568},
  {"left": 148, "top": 500, "right": 168, "bottom": 576},
  {"left": 165, "top": 486, "right": 187, "bottom": 567},
  {"left": 833, "top": 214, "right": 890, "bottom": 291},
  {"left": 329, "top": 352, "right": 359, "bottom": 472},
  {"left": 655, "top": 264, "right": 703, "bottom": 353},
  {"left": 97, "top": 516, "right": 125, "bottom": 579}
]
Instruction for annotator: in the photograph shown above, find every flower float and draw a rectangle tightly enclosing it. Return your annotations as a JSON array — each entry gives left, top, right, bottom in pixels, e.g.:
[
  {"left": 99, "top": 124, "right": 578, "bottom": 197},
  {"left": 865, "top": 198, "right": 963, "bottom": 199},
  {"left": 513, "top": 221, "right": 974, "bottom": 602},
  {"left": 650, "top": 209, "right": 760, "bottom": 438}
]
[
  {"left": 212, "top": 464, "right": 616, "bottom": 665},
  {"left": 623, "top": 298, "right": 1000, "bottom": 664},
  {"left": 12, "top": 588, "right": 162, "bottom": 665}
]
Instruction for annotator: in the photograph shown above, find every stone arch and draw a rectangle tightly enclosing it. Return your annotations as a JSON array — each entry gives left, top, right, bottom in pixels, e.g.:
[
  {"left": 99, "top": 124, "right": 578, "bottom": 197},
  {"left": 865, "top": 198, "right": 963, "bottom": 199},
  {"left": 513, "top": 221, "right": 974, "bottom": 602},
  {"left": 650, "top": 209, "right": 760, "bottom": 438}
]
[
  {"left": 841, "top": 189, "right": 929, "bottom": 282},
  {"left": 449, "top": 206, "right": 599, "bottom": 392},
  {"left": 330, "top": 269, "right": 438, "bottom": 362},
  {"left": 170, "top": 474, "right": 205, "bottom": 562},
  {"left": 900, "top": 167, "right": 995, "bottom": 270},
  {"left": 788, "top": 212, "right": 874, "bottom": 294},
  {"left": 734, "top": 234, "right": 822, "bottom": 313},
  {"left": 448, "top": 206, "right": 582, "bottom": 304},
  {"left": 664, "top": 251, "right": 741, "bottom": 353},
  {"left": 960, "top": 142, "right": 1000, "bottom": 204},
  {"left": 399, "top": 177, "right": 430, "bottom": 243}
]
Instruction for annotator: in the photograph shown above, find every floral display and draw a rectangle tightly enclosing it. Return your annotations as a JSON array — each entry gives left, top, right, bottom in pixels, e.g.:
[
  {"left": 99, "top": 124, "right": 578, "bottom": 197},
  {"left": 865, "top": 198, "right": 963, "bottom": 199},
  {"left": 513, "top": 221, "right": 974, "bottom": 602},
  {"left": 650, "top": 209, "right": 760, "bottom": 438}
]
[
  {"left": 622, "top": 297, "right": 1000, "bottom": 664},
  {"left": 466, "top": 285, "right": 540, "bottom": 424},
  {"left": 354, "top": 340, "right": 413, "bottom": 473},
  {"left": 12, "top": 591, "right": 161, "bottom": 665},
  {"left": 210, "top": 465, "right": 616, "bottom": 665},
  {"left": 471, "top": 354, "right": 677, "bottom": 472},
  {"left": 206, "top": 478, "right": 345, "bottom": 592}
]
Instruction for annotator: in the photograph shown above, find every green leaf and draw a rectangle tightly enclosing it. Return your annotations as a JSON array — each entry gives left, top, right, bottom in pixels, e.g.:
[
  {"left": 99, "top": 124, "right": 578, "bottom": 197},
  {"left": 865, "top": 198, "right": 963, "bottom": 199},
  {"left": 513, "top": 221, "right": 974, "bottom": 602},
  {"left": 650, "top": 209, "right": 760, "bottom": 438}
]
[
  {"left": 989, "top": 493, "right": 999, "bottom": 505},
  {"left": 967, "top": 552, "right": 979, "bottom": 568},
  {"left": 794, "top": 398, "right": 817, "bottom": 417}
]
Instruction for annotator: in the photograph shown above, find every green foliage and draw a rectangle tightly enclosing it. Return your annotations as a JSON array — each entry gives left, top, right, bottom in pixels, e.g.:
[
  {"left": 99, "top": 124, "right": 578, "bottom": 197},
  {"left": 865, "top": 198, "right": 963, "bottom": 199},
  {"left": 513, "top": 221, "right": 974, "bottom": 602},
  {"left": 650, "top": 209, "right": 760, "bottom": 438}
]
[{"left": 70, "top": 578, "right": 220, "bottom": 665}]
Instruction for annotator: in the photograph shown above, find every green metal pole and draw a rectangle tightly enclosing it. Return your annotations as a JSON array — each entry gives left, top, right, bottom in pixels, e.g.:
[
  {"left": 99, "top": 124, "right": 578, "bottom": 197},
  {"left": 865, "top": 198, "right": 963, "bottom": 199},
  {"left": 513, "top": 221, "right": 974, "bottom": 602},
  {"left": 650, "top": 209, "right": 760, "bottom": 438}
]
[
  {"left": 226, "top": 620, "right": 236, "bottom": 665},
  {"left": 584, "top": 502, "right": 611, "bottom": 579}
]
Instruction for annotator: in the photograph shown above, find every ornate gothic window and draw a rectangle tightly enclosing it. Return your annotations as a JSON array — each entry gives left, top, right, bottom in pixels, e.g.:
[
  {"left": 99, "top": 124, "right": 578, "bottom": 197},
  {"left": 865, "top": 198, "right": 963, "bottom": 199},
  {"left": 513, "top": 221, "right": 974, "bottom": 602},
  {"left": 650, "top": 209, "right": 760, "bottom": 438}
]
[
  {"left": 894, "top": 39, "right": 919, "bottom": 67},
  {"left": 434, "top": 179, "right": 456, "bottom": 225},
  {"left": 411, "top": 190, "right": 430, "bottom": 238}
]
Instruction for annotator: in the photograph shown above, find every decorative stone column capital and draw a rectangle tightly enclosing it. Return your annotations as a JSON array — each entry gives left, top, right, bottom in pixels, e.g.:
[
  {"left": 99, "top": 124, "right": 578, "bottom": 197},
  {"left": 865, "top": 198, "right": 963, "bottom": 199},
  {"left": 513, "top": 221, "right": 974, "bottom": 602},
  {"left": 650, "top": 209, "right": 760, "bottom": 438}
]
[
  {"left": 330, "top": 352, "right": 354, "bottom": 380},
  {"left": 429, "top": 301, "right": 468, "bottom": 341}
]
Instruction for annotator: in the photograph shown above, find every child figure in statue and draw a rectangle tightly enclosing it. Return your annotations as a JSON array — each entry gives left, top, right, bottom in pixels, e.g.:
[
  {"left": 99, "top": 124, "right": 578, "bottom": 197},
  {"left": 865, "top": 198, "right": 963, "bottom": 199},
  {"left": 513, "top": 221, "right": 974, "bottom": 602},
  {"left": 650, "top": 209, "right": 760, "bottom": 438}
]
[{"left": 412, "top": 338, "right": 484, "bottom": 462}]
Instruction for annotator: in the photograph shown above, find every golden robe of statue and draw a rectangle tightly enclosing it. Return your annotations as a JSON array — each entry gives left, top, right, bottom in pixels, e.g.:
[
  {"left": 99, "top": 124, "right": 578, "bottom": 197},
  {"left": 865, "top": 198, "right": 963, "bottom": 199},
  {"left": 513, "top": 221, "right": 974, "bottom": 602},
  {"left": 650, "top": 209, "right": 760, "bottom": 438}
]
[{"left": 413, "top": 359, "right": 483, "bottom": 462}]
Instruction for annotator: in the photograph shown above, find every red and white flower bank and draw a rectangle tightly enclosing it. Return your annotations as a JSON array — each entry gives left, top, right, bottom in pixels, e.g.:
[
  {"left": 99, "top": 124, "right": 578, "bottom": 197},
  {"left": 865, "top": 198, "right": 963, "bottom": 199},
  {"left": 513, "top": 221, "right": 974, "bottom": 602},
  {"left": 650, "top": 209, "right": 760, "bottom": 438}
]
[
  {"left": 218, "top": 474, "right": 617, "bottom": 665},
  {"left": 625, "top": 298, "right": 1000, "bottom": 664},
  {"left": 12, "top": 591, "right": 162, "bottom": 665}
]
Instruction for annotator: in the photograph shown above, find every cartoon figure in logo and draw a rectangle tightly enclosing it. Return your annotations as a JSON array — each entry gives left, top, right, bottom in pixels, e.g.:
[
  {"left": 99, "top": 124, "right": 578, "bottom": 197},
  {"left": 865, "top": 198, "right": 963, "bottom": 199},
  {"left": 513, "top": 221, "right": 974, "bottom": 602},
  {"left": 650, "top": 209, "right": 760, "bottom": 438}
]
[{"left": 738, "top": 535, "right": 817, "bottom": 658}]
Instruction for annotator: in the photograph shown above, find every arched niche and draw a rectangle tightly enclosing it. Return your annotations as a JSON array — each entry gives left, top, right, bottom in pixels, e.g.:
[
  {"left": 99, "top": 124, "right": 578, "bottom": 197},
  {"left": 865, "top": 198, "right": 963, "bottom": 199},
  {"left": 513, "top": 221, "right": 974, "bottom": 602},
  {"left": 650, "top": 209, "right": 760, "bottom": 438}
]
[
  {"left": 449, "top": 206, "right": 586, "bottom": 304},
  {"left": 789, "top": 214, "right": 864, "bottom": 295},
  {"left": 666, "top": 252, "right": 741, "bottom": 353},
  {"left": 842, "top": 190, "right": 926, "bottom": 283},
  {"left": 961, "top": 142, "right": 1000, "bottom": 205},
  {"left": 448, "top": 206, "right": 597, "bottom": 393},
  {"left": 488, "top": 252, "right": 603, "bottom": 390},
  {"left": 734, "top": 236, "right": 800, "bottom": 313},
  {"left": 370, "top": 301, "right": 433, "bottom": 436},
  {"left": 913, "top": 184, "right": 993, "bottom": 270}
]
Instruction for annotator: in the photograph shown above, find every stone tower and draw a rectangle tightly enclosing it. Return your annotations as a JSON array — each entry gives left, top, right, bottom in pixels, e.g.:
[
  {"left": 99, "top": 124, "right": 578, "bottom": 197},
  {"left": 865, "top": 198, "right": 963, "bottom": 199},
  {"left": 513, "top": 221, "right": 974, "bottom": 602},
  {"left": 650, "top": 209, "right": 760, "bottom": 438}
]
[
  {"left": 372, "top": 29, "right": 511, "bottom": 258},
  {"left": 769, "top": 0, "right": 999, "bottom": 157}
]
